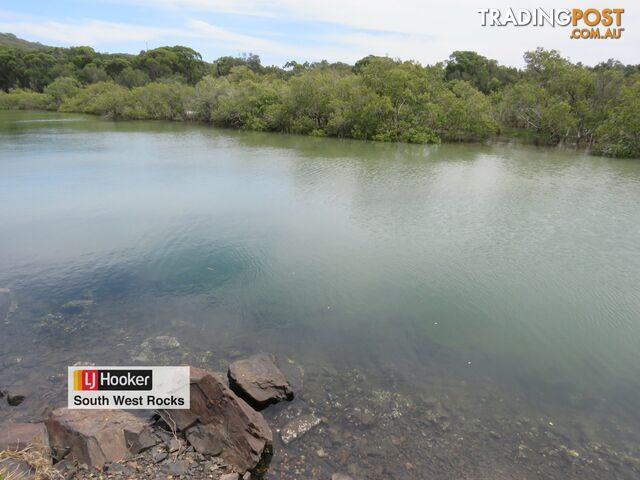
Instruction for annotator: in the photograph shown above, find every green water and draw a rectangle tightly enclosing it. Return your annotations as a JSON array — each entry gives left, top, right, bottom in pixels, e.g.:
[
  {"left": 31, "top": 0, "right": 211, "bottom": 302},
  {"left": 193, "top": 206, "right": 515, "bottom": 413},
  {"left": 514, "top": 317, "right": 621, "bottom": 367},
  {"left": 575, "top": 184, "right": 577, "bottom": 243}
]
[{"left": 1, "top": 110, "right": 640, "bottom": 477}]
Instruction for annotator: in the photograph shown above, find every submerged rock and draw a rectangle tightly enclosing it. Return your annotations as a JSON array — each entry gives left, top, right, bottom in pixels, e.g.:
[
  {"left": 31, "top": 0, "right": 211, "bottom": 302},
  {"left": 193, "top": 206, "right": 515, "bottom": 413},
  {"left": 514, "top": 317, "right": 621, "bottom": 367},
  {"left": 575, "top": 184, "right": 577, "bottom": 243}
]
[
  {"left": 133, "top": 335, "right": 181, "bottom": 362},
  {"left": 228, "top": 353, "right": 294, "bottom": 410},
  {"left": 7, "top": 393, "right": 25, "bottom": 406},
  {"left": 159, "top": 366, "right": 272, "bottom": 473},
  {"left": 45, "top": 408, "right": 157, "bottom": 469},
  {"left": 60, "top": 299, "right": 93, "bottom": 315},
  {"left": 280, "top": 414, "right": 322, "bottom": 445},
  {"left": 144, "top": 335, "right": 180, "bottom": 350}
]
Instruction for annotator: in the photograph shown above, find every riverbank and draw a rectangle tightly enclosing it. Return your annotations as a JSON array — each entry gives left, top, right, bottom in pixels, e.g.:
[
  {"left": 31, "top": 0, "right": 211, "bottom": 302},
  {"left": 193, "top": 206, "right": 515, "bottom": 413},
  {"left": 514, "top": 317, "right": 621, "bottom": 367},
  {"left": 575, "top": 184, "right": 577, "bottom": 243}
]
[
  {"left": 3, "top": 348, "right": 640, "bottom": 480},
  {"left": 1, "top": 45, "right": 638, "bottom": 159}
]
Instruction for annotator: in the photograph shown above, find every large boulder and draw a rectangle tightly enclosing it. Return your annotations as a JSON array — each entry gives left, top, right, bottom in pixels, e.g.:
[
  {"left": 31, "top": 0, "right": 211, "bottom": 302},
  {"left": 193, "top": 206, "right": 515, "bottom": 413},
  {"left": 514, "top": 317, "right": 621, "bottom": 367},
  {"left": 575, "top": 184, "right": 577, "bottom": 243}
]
[
  {"left": 0, "top": 422, "right": 50, "bottom": 457},
  {"left": 160, "top": 367, "right": 272, "bottom": 473},
  {"left": 45, "top": 409, "right": 157, "bottom": 469},
  {"left": 228, "top": 353, "right": 294, "bottom": 410}
]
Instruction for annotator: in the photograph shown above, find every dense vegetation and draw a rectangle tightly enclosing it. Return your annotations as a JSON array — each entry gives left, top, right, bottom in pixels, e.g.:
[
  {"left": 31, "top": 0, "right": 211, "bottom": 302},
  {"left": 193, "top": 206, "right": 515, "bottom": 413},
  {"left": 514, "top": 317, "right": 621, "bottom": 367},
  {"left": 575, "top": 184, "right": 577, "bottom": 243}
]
[{"left": 0, "top": 36, "right": 638, "bottom": 157}]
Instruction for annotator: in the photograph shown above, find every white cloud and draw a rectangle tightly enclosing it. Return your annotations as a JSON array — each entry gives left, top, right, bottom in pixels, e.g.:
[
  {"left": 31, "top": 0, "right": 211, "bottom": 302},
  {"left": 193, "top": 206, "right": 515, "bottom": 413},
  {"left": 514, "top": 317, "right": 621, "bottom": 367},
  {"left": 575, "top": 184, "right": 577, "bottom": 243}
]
[{"left": 0, "top": 19, "right": 182, "bottom": 45}]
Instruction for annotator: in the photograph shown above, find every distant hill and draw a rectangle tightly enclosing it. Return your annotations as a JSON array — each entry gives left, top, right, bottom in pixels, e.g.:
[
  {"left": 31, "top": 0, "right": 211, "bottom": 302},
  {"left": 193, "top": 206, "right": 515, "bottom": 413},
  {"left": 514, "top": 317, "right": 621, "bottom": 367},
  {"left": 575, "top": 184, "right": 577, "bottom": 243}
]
[{"left": 0, "top": 33, "right": 49, "bottom": 50}]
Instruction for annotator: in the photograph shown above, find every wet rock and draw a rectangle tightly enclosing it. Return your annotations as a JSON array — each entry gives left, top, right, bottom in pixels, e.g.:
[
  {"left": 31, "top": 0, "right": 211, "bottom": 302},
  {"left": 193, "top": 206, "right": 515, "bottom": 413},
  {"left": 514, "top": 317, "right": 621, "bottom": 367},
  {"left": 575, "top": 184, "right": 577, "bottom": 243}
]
[
  {"left": 159, "top": 366, "right": 272, "bottom": 473},
  {"left": 352, "top": 409, "right": 376, "bottom": 427},
  {"left": 0, "top": 422, "right": 50, "bottom": 456},
  {"left": 280, "top": 414, "right": 322, "bottom": 445},
  {"left": 45, "top": 408, "right": 156, "bottom": 469},
  {"left": 228, "top": 353, "right": 294, "bottom": 410},
  {"left": 276, "top": 358, "right": 304, "bottom": 396},
  {"left": 7, "top": 393, "right": 25, "bottom": 406}
]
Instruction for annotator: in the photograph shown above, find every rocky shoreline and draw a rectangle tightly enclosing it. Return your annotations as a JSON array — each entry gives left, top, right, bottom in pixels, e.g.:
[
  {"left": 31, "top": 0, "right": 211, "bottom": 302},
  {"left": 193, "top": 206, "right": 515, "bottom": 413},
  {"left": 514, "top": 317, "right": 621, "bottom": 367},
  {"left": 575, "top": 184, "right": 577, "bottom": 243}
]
[
  {"left": 0, "top": 353, "right": 351, "bottom": 480},
  {"left": 3, "top": 289, "right": 640, "bottom": 479}
]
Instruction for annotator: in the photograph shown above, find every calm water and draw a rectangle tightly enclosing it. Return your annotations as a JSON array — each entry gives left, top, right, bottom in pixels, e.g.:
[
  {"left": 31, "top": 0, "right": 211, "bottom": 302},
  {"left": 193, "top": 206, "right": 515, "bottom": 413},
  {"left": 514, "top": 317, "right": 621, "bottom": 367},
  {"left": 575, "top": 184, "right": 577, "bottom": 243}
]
[{"left": 1, "top": 110, "right": 640, "bottom": 477}]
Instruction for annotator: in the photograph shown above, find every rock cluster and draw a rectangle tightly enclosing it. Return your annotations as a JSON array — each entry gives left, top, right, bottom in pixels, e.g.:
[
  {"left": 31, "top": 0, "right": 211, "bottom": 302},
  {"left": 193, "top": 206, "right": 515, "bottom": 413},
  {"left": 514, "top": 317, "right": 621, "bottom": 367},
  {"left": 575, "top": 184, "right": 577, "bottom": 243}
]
[{"left": 0, "top": 353, "right": 304, "bottom": 479}]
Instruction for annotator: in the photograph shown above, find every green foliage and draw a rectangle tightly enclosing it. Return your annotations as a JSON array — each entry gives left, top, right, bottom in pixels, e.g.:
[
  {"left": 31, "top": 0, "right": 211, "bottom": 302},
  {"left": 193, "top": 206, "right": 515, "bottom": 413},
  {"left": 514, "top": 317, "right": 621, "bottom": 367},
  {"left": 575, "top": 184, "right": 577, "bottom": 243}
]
[
  {"left": 593, "top": 82, "right": 640, "bottom": 158},
  {"left": 445, "top": 51, "right": 520, "bottom": 93},
  {"left": 136, "top": 46, "right": 206, "bottom": 84},
  {"left": 0, "top": 37, "right": 637, "bottom": 158},
  {"left": 60, "top": 81, "right": 130, "bottom": 118},
  {"left": 127, "top": 81, "right": 194, "bottom": 120},
  {"left": 44, "top": 76, "right": 79, "bottom": 108},
  {"left": 0, "top": 88, "right": 51, "bottom": 110}
]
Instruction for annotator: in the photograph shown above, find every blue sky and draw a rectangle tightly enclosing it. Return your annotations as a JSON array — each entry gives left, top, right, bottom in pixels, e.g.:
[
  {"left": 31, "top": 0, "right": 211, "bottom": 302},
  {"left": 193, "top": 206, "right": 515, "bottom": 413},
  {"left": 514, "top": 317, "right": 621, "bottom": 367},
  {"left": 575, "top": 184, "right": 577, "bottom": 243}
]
[{"left": 0, "top": 1, "right": 636, "bottom": 67}]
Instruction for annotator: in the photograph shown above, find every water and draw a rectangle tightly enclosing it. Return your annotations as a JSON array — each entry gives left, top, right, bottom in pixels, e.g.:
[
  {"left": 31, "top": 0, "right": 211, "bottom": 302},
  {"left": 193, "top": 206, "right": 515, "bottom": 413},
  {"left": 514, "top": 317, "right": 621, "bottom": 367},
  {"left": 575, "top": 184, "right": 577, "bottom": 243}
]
[{"left": 1, "top": 110, "right": 640, "bottom": 478}]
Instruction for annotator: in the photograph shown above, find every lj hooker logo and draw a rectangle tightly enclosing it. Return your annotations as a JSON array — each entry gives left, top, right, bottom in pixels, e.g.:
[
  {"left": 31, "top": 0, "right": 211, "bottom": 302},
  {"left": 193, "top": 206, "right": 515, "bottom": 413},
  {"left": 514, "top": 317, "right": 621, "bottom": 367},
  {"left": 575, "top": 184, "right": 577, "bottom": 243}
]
[
  {"left": 68, "top": 366, "right": 189, "bottom": 409},
  {"left": 73, "top": 368, "right": 153, "bottom": 391},
  {"left": 478, "top": 8, "right": 625, "bottom": 40}
]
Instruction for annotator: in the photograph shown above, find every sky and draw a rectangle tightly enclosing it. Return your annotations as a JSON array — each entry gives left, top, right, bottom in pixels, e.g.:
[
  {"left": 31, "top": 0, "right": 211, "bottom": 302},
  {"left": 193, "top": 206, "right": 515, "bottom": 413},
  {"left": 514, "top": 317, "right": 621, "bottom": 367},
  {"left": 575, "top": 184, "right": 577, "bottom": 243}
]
[{"left": 0, "top": 1, "right": 636, "bottom": 67}]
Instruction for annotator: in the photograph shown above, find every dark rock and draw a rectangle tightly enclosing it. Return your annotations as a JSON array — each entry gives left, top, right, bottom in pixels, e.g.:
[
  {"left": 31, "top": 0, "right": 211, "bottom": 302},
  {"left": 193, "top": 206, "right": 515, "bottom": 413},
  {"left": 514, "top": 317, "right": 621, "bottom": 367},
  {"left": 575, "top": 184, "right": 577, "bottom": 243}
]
[
  {"left": 45, "top": 408, "right": 156, "bottom": 469},
  {"left": 54, "top": 458, "right": 78, "bottom": 480},
  {"left": 0, "top": 422, "right": 50, "bottom": 456},
  {"left": 166, "top": 459, "right": 189, "bottom": 476},
  {"left": 185, "top": 424, "right": 224, "bottom": 456},
  {"left": 228, "top": 353, "right": 294, "bottom": 409},
  {"left": 7, "top": 393, "right": 25, "bottom": 406},
  {"left": 280, "top": 414, "right": 322, "bottom": 445},
  {"left": 104, "top": 462, "right": 127, "bottom": 473},
  {"left": 0, "top": 458, "right": 35, "bottom": 479},
  {"left": 126, "top": 425, "right": 158, "bottom": 453},
  {"left": 276, "top": 358, "right": 304, "bottom": 396},
  {"left": 152, "top": 450, "right": 168, "bottom": 464},
  {"left": 160, "top": 366, "right": 272, "bottom": 473}
]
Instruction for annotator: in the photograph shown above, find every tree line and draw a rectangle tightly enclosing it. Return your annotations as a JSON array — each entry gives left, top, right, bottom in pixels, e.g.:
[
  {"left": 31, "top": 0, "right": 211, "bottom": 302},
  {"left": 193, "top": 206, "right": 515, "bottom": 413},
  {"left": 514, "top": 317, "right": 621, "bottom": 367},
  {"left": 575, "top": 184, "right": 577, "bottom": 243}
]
[{"left": 0, "top": 42, "right": 638, "bottom": 158}]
